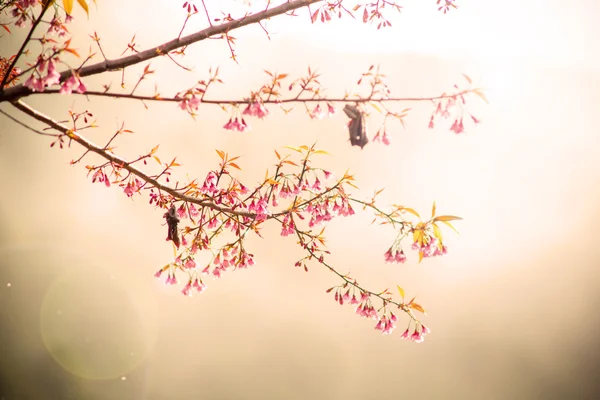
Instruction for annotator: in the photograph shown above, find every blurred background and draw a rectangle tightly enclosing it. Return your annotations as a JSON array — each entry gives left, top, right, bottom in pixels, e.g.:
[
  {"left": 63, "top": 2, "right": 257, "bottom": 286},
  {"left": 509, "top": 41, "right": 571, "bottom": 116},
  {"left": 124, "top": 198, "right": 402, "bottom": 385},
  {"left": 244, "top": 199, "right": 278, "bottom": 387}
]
[{"left": 1, "top": 0, "right": 599, "bottom": 399}]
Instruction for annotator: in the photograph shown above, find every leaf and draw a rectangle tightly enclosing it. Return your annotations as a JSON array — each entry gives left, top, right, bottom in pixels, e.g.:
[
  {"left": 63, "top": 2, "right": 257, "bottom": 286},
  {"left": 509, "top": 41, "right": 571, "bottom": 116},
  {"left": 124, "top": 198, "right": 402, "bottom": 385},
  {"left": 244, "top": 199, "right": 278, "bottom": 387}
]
[
  {"left": 418, "top": 250, "right": 424, "bottom": 263},
  {"left": 284, "top": 145, "right": 302, "bottom": 153},
  {"left": 153, "top": 155, "right": 161, "bottom": 164},
  {"left": 431, "top": 201, "right": 436, "bottom": 218},
  {"left": 2, "top": 25, "right": 11, "bottom": 34},
  {"left": 228, "top": 162, "right": 241, "bottom": 170},
  {"left": 274, "top": 149, "right": 281, "bottom": 160},
  {"left": 473, "top": 89, "right": 489, "bottom": 104},
  {"left": 370, "top": 101, "right": 382, "bottom": 113},
  {"left": 397, "top": 285, "right": 405, "bottom": 301},
  {"left": 63, "top": 0, "right": 73, "bottom": 14},
  {"left": 215, "top": 149, "right": 225, "bottom": 160},
  {"left": 276, "top": 73, "right": 288, "bottom": 80},
  {"left": 409, "top": 303, "right": 426, "bottom": 314},
  {"left": 76, "top": 0, "right": 89, "bottom": 16},
  {"left": 433, "top": 215, "right": 462, "bottom": 222},
  {"left": 402, "top": 207, "right": 420, "bottom": 219},
  {"left": 442, "top": 220, "right": 459, "bottom": 234},
  {"left": 462, "top": 73, "right": 472, "bottom": 84},
  {"left": 312, "top": 149, "right": 329, "bottom": 155},
  {"left": 432, "top": 223, "right": 443, "bottom": 242}
]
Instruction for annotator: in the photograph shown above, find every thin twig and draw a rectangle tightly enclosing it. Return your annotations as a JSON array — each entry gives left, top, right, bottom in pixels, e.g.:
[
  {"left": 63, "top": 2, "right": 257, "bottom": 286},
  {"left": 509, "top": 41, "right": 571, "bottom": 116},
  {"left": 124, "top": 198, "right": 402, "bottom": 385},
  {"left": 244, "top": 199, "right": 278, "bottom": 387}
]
[
  {"left": 0, "top": 0, "right": 53, "bottom": 90},
  {"left": 0, "top": 0, "right": 324, "bottom": 102},
  {"left": 10, "top": 99, "right": 258, "bottom": 218}
]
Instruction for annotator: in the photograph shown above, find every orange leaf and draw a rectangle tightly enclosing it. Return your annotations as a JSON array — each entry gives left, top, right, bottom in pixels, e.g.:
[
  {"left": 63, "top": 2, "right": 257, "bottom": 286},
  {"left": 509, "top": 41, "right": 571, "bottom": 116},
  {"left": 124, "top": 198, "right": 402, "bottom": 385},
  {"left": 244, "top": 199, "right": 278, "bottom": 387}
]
[
  {"left": 402, "top": 207, "right": 420, "bottom": 219},
  {"left": 228, "top": 162, "right": 241, "bottom": 170},
  {"left": 76, "top": 0, "right": 89, "bottom": 16},
  {"left": 63, "top": 0, "right": 73, "bottom": 14},
  {"left": 410, "top": 303, "right": 426, "bottom": 314},
  {"left": 397, "top": 285, "right": 405, "bottom": 301},
  {"left": 433, "top": 215, "right": 462, "bottom": 222}
]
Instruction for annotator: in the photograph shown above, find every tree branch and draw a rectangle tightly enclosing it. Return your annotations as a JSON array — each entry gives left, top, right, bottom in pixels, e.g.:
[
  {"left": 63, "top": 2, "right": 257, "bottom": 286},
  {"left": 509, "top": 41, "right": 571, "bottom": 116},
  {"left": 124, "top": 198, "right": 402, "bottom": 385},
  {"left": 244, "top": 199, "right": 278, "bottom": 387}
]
[
  {"left": 0, "top": 0, "right": 53, "bottom": 90},
  {"left": 0, "top": 0, "right": 323, "bottom": 102},
  {"left": 9, "top": 99, "right": 258, "bottom": 218},
  {"left": 24, "top": 89, "right": 472, "bottom": 104}
]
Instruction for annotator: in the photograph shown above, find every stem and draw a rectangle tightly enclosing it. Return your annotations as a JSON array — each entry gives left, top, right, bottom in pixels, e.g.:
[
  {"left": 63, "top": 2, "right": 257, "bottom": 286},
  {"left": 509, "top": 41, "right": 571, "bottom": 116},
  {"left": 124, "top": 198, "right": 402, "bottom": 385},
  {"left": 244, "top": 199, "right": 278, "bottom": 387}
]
[
  {"left": 0, "top": 0, "right": 53, "bottom": 90},
  {"left": 0, "top": 0, "right": 324, "bottom": 102}
]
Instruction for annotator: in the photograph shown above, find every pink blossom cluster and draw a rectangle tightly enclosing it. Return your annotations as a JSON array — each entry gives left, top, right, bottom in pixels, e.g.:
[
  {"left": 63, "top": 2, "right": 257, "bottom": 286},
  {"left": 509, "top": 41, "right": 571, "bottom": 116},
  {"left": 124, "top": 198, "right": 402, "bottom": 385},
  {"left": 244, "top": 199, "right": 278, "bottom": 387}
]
[
  {"left": 428, "top": 93, "right": 480, "bottom": 134},
  {"left": 309, "top": 103, "right": 336, "bottom": 119},
  {"left": 242, "top": 101, "right": 269, "bottom": 118},
  {"left": 384, "top": 247, "right": 407, "bottom": 263},
  {"left": 178, "top": 94, "right": 201, "bottom": 113},
  {"left": 223, "top": 117, "right": 250, "bottom": 132},
  {"left": 181, "top": 278, "right": 206, "bottom": 296},
  {"left": 123, "top": 178, "right": 143, "bottom": 197},
  {"left": 280, "top": 214, "right": 295, "bottom": 236},
  {"left": 47, "top": 15, "right": 70, "bottom": 37},
  {"left": 91, "top": 168, "right": 111, "bottom": 187},
  {"left": 23, "top": 57, "right": 61, "bottom": 92},
  {"left": 201, "top": 246, "right": 254, "bottom": 278},
  {"left": 412, "top": 238, "right": 448, "bottom": 258},
  {"left": 399, "top": 324, "right": 430, "bottom": 343},
  {"left": 374, "top": 312, "right": 398, "bottom": 335},
  {"left": 372, "top": 129, "right": 392, "bottom": 145}
]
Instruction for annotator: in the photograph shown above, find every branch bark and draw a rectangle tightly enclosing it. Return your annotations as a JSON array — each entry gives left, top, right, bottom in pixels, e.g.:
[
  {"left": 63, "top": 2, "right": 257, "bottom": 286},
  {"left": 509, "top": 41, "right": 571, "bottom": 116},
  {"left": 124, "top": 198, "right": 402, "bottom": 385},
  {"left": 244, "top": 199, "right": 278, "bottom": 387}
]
[
  {"left": 10, "top": 99, "right": 258, "bottom": 218},
  {"left": 0, "top": 0, "right": 323, "bottom": 102}
]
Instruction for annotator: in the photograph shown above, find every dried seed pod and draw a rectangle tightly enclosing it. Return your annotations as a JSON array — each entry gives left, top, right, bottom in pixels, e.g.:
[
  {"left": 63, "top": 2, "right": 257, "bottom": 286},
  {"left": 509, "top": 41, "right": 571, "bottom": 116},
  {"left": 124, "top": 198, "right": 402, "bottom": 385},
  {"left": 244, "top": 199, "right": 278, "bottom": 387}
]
[
  {"left": 163, "top": 204, "right": 180, "bottom": 248},
  {"left": 343, "top": 104, "right": 368, "bottom": 149}
]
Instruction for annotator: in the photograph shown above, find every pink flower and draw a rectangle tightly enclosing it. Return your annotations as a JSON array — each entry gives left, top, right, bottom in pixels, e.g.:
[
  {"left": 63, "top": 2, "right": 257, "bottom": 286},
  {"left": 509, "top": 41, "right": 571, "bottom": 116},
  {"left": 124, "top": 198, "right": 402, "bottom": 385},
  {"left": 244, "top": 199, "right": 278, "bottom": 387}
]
[
  {"left": 310, "top": 104, "right": 325, "bottom": 119},
  {"left": 421, "top": 324, "right": 431, "bottom": 336},
  {"left": 394, "top": 250, "right": 406, "bottom": 263},
  {"left": 381, "top": 130, "right": 391, "bottom": 145},
  {"left": 411, "top": 329, "right": 424, "bottom": 343},
  {"left": 59, "top": 73, "right": 86, "bottom": 95},
  {"left": 471, "top": 115, "right": 480, "bottom": 124},
  {"left": 43, "top": 59, "right": 61, "bottom": 87},
  {"left": 428, "top": 116, "right": 435, "bottom": 129},
  {"left": 184, "top": 258, "right": 197, "bottom": 270},
  {"left": 223, "top": 117, "right": 250, "bottom": 132},
  {"left": 178, "top": 95, "right": 201, "bottom": 113},
  {"left": 193, "top": 278, "right": 206, "bottom": 293},
  {"left": 400, "top": 329, "right": 411, "bottom": 339},
  {"left": 182, "top": 281, "right": 193, "bottom": 296},
  {"left": 384, "top": 248, "right": 395, "bottom": 263},
  {"left": 450, "top": 118, "right": 465, "bottom": 134},
  {"left": 123, "top": 179, "right": 141, "bottom": 197},
  {"left": 24, "top": 74, "right": 45, "bottom": 92},
  {"left": 242, "top": 101, "right": 269, "bottom": 118},
  {"left": 19, "top": 0, "right": 37, "bottom": 8},
  {"left": 311, "top": 177, "right": 322, "bottom": 191},
  {"left": 327, "top": 103, "right": 336, "bottom": 116}
]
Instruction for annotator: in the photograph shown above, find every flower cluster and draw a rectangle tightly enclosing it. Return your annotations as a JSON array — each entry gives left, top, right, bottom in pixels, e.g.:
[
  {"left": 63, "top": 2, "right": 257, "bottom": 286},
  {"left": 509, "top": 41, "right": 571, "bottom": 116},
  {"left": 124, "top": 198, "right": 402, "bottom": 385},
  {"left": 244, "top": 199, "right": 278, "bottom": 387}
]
[{"left": 399, "top": 324, "right": 431, "bottom": 343}]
